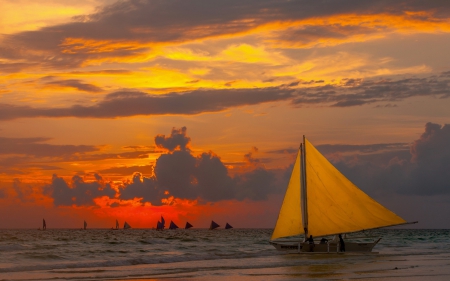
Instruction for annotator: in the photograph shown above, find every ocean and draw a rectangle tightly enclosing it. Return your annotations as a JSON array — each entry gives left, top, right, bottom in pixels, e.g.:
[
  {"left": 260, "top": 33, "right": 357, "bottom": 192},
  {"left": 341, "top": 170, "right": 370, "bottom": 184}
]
[{"left": 0, "top": 229, "right": 449, "bottom": 280}]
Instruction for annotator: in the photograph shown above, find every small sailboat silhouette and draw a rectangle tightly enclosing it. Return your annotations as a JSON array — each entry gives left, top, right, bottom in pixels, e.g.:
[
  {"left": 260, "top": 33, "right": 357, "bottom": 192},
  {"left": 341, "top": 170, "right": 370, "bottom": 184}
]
[
  {"left": 209, "top": 220, "right": 220, "bottom": 230},
  {"left": 225, "top": 223, "right": 233, "bottom": 229},
  {"left": 83, "top": 220, "right": 87, "bottom": 230},
  {"left": 185, "top": 222, "right": 193, "bottom": 229},
  {"left": 112, "top": 219, "right": 119, "bottom": 230},
  {"left": 123, "top": 221, "right": 131, "bottom": 229},
  {"left": 157, "top": 216, "right": 166, "bottom": 230},
  {"left": 42, "top": 219, "right": 46, "bottom": 230},
  {"left": 169, "top": 221, "right": 179, "bottom": 229}
]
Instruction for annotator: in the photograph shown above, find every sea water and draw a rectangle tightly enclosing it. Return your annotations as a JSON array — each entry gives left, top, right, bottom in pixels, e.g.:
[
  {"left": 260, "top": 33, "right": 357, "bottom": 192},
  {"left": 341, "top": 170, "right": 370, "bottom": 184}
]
[{"left": 0, "top": 229, "right": 449, "bottom": 280}]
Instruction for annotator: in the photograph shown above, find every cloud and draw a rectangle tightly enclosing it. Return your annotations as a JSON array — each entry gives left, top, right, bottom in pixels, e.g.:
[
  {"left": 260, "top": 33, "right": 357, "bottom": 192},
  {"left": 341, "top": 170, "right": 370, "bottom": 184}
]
[
  {"left": 97, "top": 165, "right": 154, "bottom": 176},
  {"left": 291, "top": 74, "right": 450, "bottom": 107},
  {"left": 0, "top": 71, "right": 449, "bottom": 120},
  {"left": 44, "top": 79, "right": 103, "bottom": 92},
  {"left": 2, "top": 0, "right": 449, "bottom": 72},
  {"left": 328, "top": 123, "right": 450, "bottom": 196},
  {"left": 44, "top": 174, "right": 116, "bottom": 206},
  {"left": 155, "top": 127, "right": 191, "bottom": 152},
  {"left": 316, "top": 143, "right": 410, "bottom": 155},
  {"left": 267, "top": 122, "right": 450, "bottom": 197},
  {"left": 268, "top": 143, "right": 410, "bottom": 155},
  {"left": 0, "top": 137, "right": 99, "bottom": 157},
  {"left": 44, "top": 127, "right": 285, "bottom": 206},
  {"left": 0, "top": 86, "right": 295, "bottom": 120},
  {"left": 41, "top": 123, "right": 450, "bottom": 206}
]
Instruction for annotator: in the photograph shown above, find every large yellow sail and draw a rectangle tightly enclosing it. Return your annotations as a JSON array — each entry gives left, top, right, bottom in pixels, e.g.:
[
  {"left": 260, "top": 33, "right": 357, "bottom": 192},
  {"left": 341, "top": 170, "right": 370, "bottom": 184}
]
[
  {"left": 305, "top": 138, "right": 406, "bottom": 237},
  {"left": 271, "top": 150, "right": 304, "bottom": 240}
]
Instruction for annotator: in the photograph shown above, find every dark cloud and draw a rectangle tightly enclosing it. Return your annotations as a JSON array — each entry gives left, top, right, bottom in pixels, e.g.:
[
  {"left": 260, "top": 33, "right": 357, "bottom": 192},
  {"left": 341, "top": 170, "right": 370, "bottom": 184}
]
[
  {"left": 44, "top": 79, "right": 103, "bottom": 92},
  {"left": 97, "top": 165, "right": 154, "bottom": 176},
  {"left": 44, "top": 174, "right": 116, "bottom": 206},
  {"left": 12, "top": 179, "right": 33, "bottom": 202},
  {"left": 42, "top": 123, "right": 450, "bottom": 206},
  {"left": 119, "top": 173, "right": 161, "bottom": 203},
  {"left": 65, "top": 150, "right": 156, "bottom": 162},
  {"left": 270, "top": 24, "right": 379, "bottom": 48},
  {"left": 0, "top": 86, "right": 295, "bottom": 120},
  {"left": 329, "top": 123, "right": 450, "bottom": 196},
  {"left": 316, "top": 143, "right": 410, "bottom": 155},
  {"left": 291, "top": 74, "right": 450, "bottom": 107},
  {"left": 0, "top": 72, "right": 449, "bottom": 121},
  {"left": 0, "top": 137, "right": 98, "bottom": 157},
  {"left": 46, "top": 127, "right": 284, "bottom": 206},
  {"left": 268, "top": 143, "right": 409, "bottom": 155},
  {"left": 155, "top": 127, "right": 191, "bottom": 152},
  {"left": 0, "top": 136, "right": 159, "bottom": 176},
  {"left": 1, "top": 0, "right": 447, "bottom": 71}
]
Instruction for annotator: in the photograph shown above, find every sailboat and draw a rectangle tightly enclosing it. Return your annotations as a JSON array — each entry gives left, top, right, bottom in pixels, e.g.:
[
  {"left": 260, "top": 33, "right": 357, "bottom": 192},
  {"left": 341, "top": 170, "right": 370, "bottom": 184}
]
[
  {"left": 209, "top": 220, "right": 220, "bottom": 230},
  {"left": 83, "top": 220, "right": 87, "bottom": 230},
  {"left": 169, "top": 221, "right": 179, "bottom": 229},
  {"left": 225, "top": 223, "right": 233, "bottom": 229},
  {"left": 42, "top": 219, "right": 46, "bottom": 230},
  {"left": 156, "top": 216, "right": 166, "bottom": 230},
  {"left": 111, "top": 219, "right": 119, "bottom": 230},
  {"left": 185, "top": 222, "right": 193, "bottom": 229},
  {"left": 123, "top": 221, "right": 131, "bottom": 229},
  {"left": 271, "top": 136, "right": 416, "bottom": 253}
]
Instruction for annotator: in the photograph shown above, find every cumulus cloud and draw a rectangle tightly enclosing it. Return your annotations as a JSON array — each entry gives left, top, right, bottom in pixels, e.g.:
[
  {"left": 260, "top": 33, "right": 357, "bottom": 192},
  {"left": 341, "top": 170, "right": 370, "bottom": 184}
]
[
  {"left": 42, "top": 123, "right": 450, "bottom": 206},
  {"left": 44, "top": 174, "right": 116, "bottom": 206},
  {"left": 326, "top": 123, "right": 450, "bottom": 196},
  {"left": 155, "top": 127, "right": 191, "bottom": 152},
  {"left": 44, "top": 127, "right": 284, "bottom": 206}
]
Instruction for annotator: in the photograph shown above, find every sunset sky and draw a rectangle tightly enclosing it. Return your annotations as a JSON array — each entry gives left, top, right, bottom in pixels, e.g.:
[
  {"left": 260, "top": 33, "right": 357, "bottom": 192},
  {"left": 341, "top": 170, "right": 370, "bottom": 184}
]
[{"left": 1, "top": 0, "right": 449, "bottom": 229}]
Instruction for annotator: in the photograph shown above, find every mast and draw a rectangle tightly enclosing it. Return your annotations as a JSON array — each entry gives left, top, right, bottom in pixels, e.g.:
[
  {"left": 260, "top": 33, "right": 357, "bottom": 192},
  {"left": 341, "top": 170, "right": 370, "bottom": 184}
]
[{"left": 301, "top": 135, "right": 308, "bottom": 239}]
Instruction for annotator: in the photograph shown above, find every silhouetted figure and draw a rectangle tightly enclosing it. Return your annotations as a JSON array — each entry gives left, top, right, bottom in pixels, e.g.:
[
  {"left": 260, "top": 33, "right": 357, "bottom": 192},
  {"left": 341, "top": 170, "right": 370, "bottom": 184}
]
[
  {"left": 320, "top": 238, "right": 328, "bottom": 244},
  {"left": 339, "top": 234, "right": 345, "bottom": 252},
  {"left": 306, "top": 235, "right": 315, "bottom": 252}
]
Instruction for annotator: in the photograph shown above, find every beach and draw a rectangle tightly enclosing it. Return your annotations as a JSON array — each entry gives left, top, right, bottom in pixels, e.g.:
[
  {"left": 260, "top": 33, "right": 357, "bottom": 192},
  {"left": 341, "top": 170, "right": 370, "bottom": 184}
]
[{"left": 1, "top": 229, "right": 449, "bottom": 280}]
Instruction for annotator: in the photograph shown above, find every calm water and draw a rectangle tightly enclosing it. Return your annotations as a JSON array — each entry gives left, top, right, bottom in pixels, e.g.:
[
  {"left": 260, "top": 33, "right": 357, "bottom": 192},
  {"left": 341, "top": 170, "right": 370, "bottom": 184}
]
[{"left": 0, "top": 229, "right": 449, "bottom": 280}]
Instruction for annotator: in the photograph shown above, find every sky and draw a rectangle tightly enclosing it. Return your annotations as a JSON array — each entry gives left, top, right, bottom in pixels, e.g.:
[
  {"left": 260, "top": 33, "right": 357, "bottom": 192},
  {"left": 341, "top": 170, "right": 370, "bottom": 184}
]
[{"left": 1, "top": 0, "right": 450, "bottom": 229}]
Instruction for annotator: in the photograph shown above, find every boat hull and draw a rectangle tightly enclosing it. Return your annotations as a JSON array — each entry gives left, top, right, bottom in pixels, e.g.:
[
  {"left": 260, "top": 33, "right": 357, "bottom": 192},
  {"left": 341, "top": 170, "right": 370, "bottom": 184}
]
[{"left": 270, "top": 238, "right": 381, "bottom": 253}]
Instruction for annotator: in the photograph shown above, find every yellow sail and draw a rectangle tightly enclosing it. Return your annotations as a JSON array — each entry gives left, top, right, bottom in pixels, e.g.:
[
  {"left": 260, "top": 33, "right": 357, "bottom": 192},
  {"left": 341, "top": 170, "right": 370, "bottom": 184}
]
[
  {"left": 305, "top": 138, "right": 406, "bottom": 237},
  {"left": 271, "top": 150, "right": 304, "bottom": 240}
]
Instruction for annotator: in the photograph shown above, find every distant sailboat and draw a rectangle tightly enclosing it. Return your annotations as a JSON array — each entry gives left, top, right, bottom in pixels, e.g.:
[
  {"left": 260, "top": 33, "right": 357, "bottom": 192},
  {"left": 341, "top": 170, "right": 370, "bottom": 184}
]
[
  {"left": 209, "top": 220, "right": 220, "bottom": 230},
  {"left": 169, "top": 221, "right": 179, "bottom": 229},
  {"left": 185, "top": 222, "right": 193, "bottom": 229},
  {"left": 225, "top": 223, "right": 233, "bottom": 229},
  {"left": 156, "top": 216, "right": 166, "bottom": 230},
  {"left": 270, "top": 136, "right": 417, "bottom": 253},
  {"left": 112, "top": 219, "right": 119, "bottom": 230},
  {"left": 161, "top": 216, "right": 165, "bottom": 229},
  {"left": 83, "top": 220, "right": 87, "bottom": 230},
  {"left": 123, "top": 221, "right": 131, "bottom": 229},
  {"left": 42, "top": 219, "right": 46, "bottom": 230}
]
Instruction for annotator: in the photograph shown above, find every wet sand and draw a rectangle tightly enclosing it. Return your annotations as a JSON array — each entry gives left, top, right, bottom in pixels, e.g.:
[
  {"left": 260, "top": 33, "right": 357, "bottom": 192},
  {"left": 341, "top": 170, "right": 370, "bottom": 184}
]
[{"left": 111, "top": 251, "right": 450, "bottom": 281}]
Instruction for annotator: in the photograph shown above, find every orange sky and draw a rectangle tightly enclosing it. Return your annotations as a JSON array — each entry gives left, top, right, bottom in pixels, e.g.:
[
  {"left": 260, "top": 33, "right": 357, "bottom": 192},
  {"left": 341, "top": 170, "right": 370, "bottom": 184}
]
[{"left": 1, "top": 0, "right": 450, "bottom": 229}]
